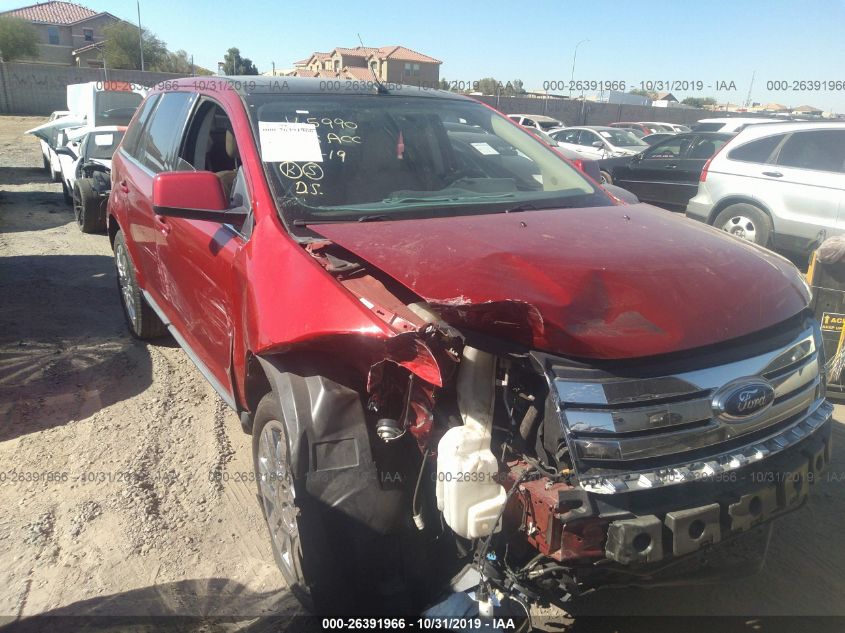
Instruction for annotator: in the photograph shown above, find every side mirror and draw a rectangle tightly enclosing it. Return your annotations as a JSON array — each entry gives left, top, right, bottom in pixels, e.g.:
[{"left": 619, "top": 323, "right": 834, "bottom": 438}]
[
  {"left": 54, "top": 146, "right": 77, "bottom": 159},
  {"left": 592, "top": 140, "right": 604, "bottom": 148},
  {"left": 153, "top": 171, "right": 245, "bottom": 221}
]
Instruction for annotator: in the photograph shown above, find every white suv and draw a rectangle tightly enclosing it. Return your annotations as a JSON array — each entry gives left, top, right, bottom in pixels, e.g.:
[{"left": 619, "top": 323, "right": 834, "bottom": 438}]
[
  {"left": 691, "top": 117, "right": 784, "bottom": 133},
  {"left": 686, "top": 121, "right": 845, "bottom": 252},
  {"left": 507, "top": 114, "right": 565, "bottom": 131}
]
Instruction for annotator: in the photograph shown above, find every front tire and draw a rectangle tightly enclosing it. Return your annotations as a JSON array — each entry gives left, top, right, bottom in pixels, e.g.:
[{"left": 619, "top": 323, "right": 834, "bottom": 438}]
[
  {"left": 252, "top": 392, "right": 317, "bottom": 611},
  {"left": 713, "top": 203, "right": 772, "bottom": 247},
  {"left": 251, "top": 381, "right": 419, "bottom": 615},
  {"left": 600, "top": 170, "right": 613, "bottom": 185},
  {"left": 113, "top": 230, "right": 167, "bottom": 339}
]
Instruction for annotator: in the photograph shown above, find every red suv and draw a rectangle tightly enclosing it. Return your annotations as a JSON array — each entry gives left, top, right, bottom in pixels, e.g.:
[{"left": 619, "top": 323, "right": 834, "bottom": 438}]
[{"left": 108, "top": 77, "right": 832, "bottom": 614}]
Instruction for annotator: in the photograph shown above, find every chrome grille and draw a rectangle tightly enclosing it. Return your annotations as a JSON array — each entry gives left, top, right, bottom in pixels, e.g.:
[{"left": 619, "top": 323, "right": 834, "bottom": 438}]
[{"left": 548, "top": 323, "right": 827, "bottom": 494}]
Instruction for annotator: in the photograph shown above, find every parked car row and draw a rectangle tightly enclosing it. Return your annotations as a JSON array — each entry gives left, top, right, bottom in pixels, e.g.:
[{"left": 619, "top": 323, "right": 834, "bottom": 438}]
[
  {"left": 509, "top": 114, "right": 845, "bottom": 257},
  {"left": 521, "top": 127, "right": 640, "bottom": 204},
  {"left": 551, "top": 126, "right": 648, "bottom": 159},
  {"left": 610, "top": 121, "right": 690, "bottom": 134},
  {"left": 26, "top": 81, "right": 144, "bottom": 233}
]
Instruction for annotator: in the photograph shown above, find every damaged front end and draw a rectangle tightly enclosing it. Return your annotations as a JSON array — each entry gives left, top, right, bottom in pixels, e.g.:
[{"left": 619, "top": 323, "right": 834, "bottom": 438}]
[{"left": 301, "top": 239, "right": 834, "bottom": 611}]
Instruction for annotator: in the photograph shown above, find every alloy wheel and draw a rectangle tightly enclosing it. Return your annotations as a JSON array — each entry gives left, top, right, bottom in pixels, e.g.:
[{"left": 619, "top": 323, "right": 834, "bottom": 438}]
[
  {"left": 721, "top": 215, "right": 757, "bottom": 243},
  {"left": 115, "top": 242, "right": 138, "bottom": 329},
  {"left": 257, "top": 419, "right": 303, "bottom": 584}
]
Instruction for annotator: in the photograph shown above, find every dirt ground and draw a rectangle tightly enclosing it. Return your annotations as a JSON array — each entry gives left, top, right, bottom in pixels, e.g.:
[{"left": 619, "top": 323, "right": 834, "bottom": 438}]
[{"left": 2, "top": 114, "right": 845, "bottom": 632}]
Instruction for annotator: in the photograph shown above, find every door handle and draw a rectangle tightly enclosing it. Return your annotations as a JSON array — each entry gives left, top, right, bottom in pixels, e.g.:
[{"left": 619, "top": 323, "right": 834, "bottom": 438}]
[
  {"left": 119, "top": 180, "right": 129, "bottom": 193},
  {"left": 665, "top": 164, "right": 678, "bottom": 169},
  {"left": 762, "top": 171, "right": 783, "bottom": 178},
  {"left": 154, "top": 214, "right": 171, "bottom": 235}
]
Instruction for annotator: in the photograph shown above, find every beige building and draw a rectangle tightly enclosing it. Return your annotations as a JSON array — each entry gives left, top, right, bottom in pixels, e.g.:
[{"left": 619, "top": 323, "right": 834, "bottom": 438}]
[
  {"left": 0, "top": 1, "right": 130, "bottom": 67},
  {"left": 291, "top": 46, "right": 441, "bottom": 86}
]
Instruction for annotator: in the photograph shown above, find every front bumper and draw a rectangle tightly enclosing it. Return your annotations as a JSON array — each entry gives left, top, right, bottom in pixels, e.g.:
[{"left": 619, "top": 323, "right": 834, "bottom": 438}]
[
  {"left": 598, "top": 401, "right": 831, "bottom": 575},
  {"left": 504, "top": 401, "right": 832, "bottom": 596}
]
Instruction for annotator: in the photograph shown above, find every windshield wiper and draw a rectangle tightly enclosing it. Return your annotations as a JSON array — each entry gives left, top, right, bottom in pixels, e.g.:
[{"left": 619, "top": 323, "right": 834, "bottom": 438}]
[
  {"left": 292, "top": 218, "right": 341, "bottom": 226},
  {"left": 504, "top": 202, "right": 538, "bottom": 213},
  {"left": 357, "top": 214, "right": 389, "bottom": 222}
]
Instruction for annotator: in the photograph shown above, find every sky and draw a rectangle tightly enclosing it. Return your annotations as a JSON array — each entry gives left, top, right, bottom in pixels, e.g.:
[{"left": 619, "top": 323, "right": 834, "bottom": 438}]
[{"left": 5, "top": 0, "right": 845, "bottom": 112}]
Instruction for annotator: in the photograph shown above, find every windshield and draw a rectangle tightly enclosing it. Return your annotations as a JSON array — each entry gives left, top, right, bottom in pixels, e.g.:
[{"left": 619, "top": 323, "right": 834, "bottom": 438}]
[
  {"left": 94, "top": 91, "right": 143, "bottom": 127},
  {"left": 246, "top": 94, "right": 612, "bottom": 224},
  {"left": 597, "top": 129, "right": 647, "bottom": 147},
  {"left": 84, "top": 130, "right": 125, "bottom": 160}
]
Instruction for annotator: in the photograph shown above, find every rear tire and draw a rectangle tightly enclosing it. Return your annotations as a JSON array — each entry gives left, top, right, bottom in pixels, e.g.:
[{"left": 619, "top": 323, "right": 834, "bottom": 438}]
[
  {"left": 713, "top": 203, "right": 772, "bottom": 247},
  {"left": 74, "top": 179, "right": 105, "bottom": 233},
  {"left": 113, "top": 230, "right": 168, "bottom": 340}
]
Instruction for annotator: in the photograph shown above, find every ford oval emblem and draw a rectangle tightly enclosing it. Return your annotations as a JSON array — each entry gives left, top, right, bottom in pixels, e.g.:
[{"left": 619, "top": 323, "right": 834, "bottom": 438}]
[{"left": 713, "top": 380, "right": 775, "bottom": 421}]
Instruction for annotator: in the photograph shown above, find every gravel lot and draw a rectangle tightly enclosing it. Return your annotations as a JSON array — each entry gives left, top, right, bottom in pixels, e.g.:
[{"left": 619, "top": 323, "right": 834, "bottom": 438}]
[
  {"left": 2, "top": 114, "right": 845, "bottom": 632},
  {"left": 0, "top": 116, "right": 294, "bottom": 631}
]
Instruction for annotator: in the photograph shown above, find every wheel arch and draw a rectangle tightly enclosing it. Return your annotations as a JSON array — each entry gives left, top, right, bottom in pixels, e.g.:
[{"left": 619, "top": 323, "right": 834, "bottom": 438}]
[
  {"left": 107, "top": 211, "right": 121, "bottom": 248},
  {"left": 243, "top": 338, "right": 376, "bottom": 417},
  {"left": 250, "top": 347, "right": 407, "bottom": 536}
]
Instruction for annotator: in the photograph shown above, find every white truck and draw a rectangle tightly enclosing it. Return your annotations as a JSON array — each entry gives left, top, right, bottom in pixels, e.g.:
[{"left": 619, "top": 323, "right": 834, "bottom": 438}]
[{"left": 26, "top": 81, "right": 144, "bottom": 232}]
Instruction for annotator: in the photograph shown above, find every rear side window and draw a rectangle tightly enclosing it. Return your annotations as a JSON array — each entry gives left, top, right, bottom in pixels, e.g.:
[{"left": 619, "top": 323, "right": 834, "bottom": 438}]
[
  {"left": 776, "top": 130, "right": 845, "bottom": 173},
  {"left": 121, "top": 95, "right": 159, "bottom": 159},
  {"left": 139, "top": 92, "right": 196, "bottom": 173},
  {"left": 643, "top": 135, "right": 692, "bottom": 159},
  {"left": 686, "top": 135, "right": 729, "bottom": 159},
  {"left": 727, "top": 134, "right": 785, "bottom": 164}
]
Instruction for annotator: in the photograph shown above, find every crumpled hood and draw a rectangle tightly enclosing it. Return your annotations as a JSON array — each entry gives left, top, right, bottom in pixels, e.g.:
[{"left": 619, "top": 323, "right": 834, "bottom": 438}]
[{"left": 314, "top": 204, "right": 810, "bottom": 359}]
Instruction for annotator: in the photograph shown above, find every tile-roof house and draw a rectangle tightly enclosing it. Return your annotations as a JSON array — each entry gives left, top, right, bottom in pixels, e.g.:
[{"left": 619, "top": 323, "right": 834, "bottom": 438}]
[
  {"left": 792, "top": 104, "right": 823, "bottom": 115},
  {"left": 0, "top": 1, "right": 128, "bottom": 67},
  {"left": 294, "top": 45, "right": 441, "bottom": 86},
  {"left": 655, "top": 92, "right": 678, "bottom": 102}
]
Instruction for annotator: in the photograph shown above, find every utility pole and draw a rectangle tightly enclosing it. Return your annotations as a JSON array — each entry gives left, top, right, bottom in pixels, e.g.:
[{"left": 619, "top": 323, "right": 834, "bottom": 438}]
[
  {"left": 136, "top": 0, "right": 144, "bottom": 71},
  {"left": 744, "top": 70, "right": 756, "bottom": 108},
  {"left": 569, "top": 39, "right": 589, "bottom": 99}
]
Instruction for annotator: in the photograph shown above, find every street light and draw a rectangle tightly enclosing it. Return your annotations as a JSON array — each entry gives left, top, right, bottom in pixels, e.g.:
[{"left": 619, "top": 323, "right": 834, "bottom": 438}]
[
  {"left": 569, "top": 39, "right": 590, "bottom": 99},
  {"left": 137, "top": 0, "right": 144, "bottom": 72}
]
